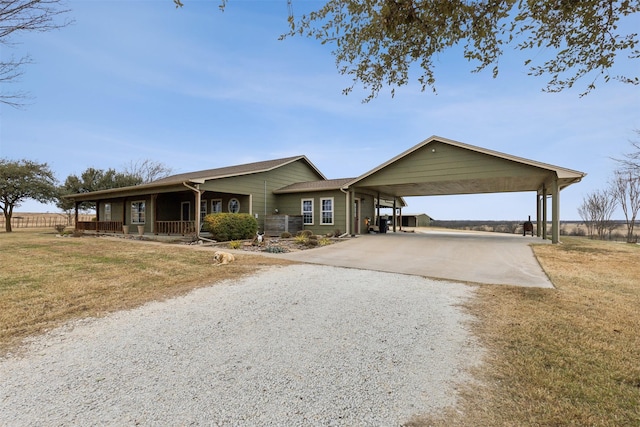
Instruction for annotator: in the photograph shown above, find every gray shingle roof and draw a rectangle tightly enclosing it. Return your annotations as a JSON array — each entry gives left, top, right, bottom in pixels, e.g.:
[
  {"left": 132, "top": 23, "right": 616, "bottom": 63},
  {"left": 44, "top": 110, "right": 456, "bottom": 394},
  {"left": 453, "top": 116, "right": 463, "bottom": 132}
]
[
  {"left": 274, "top": 178, "right": 356, "bottom": 194},
  {"left": 152, "top": 155, "right": 323, "bottom": 184},
  {"left": 65, "top": 155, "right": 325, "bottom": 200}
]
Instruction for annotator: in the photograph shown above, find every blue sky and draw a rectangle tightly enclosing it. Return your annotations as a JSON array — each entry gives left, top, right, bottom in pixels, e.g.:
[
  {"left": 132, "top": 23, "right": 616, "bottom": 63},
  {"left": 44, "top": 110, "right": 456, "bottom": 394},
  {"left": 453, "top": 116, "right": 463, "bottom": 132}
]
[{"left": 1, "top": 0, "right": 638, "bottom": 220}]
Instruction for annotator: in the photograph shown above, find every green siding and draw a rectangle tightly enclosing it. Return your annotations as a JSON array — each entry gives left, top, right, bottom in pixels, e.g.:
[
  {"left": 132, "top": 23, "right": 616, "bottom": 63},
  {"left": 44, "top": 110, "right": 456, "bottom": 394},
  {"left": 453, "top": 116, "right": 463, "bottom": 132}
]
[
  {"left": 122, "top": 196, "right": 151, "bottom": 232},
  {"left": 357, "top": 142, "right": 547, "bottom": 187},
  {"left": 274, "top": 190, "right": 349, "bottom": 235},
  {"left": 198, "top": 159, "right": 324, "bottom": 231},
  {"left": 99, "top": 200, "right": 124, "bottom": 222},
  {"left": 359, "top": 196, "right": 377, "bottom": 231}
]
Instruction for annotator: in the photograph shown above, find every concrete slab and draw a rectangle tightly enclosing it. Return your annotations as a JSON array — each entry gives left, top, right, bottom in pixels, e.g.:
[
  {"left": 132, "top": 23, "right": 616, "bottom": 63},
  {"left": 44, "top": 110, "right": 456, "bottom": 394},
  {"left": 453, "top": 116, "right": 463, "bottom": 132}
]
[{"left": 276, "top": 229, "right": 554, "bottom": 288}]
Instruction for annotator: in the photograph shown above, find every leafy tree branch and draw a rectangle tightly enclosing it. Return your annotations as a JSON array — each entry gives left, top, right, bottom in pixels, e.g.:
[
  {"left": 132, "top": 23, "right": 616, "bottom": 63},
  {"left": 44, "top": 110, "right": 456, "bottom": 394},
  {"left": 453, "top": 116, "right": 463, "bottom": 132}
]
[{"left": 178, "top": 0, "right": 639, "bottom": 101}]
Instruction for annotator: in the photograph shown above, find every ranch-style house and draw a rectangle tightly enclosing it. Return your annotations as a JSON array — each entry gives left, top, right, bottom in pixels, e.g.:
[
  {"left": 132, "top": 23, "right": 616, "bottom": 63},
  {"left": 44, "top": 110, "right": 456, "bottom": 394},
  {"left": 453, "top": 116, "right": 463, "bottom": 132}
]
[{"left": 67, "top": 136, "right": 586, "bottom": 243}]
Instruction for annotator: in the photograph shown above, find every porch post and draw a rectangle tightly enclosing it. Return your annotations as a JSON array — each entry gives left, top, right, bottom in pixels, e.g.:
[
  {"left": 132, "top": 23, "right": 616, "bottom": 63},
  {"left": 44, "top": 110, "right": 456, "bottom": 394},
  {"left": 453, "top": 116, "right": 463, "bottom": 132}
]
[
  {"left": 123, "top": 198, "right": 127, "bottom": 226},
  {"left": 151, "top": 194, "right": 157, "bottom": 234},
  {"left": 74, "top": 202, "right": 79, "bottom": 229},
  {"left": 195, "top": 185, "right": 202, "bottom": 239},
  {"left": 551, "top": 177, "right": 560, "bottom": 244}
]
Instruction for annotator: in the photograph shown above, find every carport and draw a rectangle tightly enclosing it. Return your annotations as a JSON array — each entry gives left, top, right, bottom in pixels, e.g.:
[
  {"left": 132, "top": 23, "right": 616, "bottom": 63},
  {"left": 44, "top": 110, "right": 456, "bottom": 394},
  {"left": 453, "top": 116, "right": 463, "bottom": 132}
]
[{"left": 343, "top": 136, "right": 586, "bottom": 243}]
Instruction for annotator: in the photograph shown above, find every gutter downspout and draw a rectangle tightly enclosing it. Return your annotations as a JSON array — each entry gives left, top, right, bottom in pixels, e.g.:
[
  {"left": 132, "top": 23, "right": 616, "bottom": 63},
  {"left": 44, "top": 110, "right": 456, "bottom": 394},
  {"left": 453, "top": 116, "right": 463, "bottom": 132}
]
[
  {"left": 340, "top": 186, "right": 351, "bottom": 236},
  {"left": 183, "top": 182, "right": 204, "bottom": 240}
]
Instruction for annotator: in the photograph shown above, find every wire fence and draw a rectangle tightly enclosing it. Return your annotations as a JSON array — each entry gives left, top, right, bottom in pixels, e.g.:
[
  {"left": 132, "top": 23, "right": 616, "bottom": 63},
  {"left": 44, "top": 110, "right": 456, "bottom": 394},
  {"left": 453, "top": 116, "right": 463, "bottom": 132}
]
[{"left": 3, "top": 214, "right": 95, "bottom": 229}]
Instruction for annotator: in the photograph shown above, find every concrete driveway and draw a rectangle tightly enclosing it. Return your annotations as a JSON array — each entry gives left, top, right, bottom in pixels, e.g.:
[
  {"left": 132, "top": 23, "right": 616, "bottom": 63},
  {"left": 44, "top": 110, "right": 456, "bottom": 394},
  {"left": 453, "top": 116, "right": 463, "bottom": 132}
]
[{"left": 277, "top": 229, "right": 553, "bottom": 288}]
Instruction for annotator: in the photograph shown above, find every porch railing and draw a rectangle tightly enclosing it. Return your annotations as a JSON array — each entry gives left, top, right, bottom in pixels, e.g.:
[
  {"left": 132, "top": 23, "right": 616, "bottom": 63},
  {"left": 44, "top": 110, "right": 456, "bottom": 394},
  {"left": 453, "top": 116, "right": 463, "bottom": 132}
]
[
  {"left": 76, "top": 221, "right": 123, "bottom": 233},
  {"left": 155, "top": 220, "right": 196, "bottom": 235},
  {"left": 76, "top": 220, "right": 197, "bottom": 236}
]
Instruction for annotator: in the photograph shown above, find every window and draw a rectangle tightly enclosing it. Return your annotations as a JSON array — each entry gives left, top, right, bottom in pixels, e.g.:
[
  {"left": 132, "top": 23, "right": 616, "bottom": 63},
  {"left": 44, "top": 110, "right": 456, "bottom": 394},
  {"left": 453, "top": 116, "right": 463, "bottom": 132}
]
[
  {"left": 104, "top": 203, "right": 111, "bottom": 221},
  {"left": 131, "top": 201, "right": 145, "bottom": 224},
  {"left": 301, "top": 199, "right": 313, "bottom": 225},
  {"left": 228, "top": 198, "right": 240, "bottom": 213},
  {"left": 321, "top": 197, "right": 334, "bottom": 225},
  {"left": 211, "top": 199, "right": 222, "bottom": 214},
  {"left": 200, "top": 201, "right": 207, "bottom": 223}
]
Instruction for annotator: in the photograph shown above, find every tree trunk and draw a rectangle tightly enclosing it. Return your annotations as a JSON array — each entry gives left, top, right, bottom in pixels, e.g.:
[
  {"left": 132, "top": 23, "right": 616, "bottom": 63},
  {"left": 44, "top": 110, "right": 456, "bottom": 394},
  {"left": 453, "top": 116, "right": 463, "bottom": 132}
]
[{"left": 5, "top": 214, "right": 12, "bottom": 232}]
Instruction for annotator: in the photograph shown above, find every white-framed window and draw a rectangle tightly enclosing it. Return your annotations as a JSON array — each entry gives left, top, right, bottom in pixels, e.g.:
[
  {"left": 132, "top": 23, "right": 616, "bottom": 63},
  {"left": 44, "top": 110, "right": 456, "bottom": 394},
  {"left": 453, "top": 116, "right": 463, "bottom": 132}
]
[
  {"left": 131, "top": 200, "right": 145, "bottom": 224},
  {"left": 301, "top": 198, "right": 313, "bottom": 225},
  {"left": 200, "top": 201, "right": 207, "bottom": 223},
  {"left": 211, "top": 199, "right": 222, "bottom": 214},
  {"left": 321, "top": 197, "right": 334, "bottom": 225},
  {"left": 104, "top": 203, "right": 111, "bottom": 221},
  {"left": 228, "top": 198, "right": 240, "bottom": 213}
]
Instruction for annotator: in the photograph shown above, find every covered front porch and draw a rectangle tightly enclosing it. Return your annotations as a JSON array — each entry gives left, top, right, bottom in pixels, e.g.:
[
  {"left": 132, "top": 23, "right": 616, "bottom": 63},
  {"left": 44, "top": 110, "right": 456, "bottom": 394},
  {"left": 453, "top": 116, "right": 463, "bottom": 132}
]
[{"left": 71, "top": 186, "right": 251, "bottom": 238}]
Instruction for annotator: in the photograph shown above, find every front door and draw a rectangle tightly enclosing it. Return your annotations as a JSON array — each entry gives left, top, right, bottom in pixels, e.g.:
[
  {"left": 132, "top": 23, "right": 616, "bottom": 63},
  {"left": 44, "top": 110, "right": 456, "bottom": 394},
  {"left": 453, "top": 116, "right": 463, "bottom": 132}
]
[{"left": 181, "top": 201, "right": 190, "bottom": 221}]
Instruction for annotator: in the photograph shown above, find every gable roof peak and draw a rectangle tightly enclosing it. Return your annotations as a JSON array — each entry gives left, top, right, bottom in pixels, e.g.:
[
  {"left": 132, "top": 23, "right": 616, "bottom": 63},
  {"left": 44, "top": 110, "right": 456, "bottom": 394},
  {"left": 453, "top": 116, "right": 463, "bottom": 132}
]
[{"left": 151, "top": 155, "right": 325, "bottom": 185}]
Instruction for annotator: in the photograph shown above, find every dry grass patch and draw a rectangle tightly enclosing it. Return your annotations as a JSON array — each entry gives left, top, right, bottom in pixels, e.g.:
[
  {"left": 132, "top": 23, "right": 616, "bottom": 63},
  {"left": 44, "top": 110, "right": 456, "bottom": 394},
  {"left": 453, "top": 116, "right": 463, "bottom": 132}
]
[
  {"left": 0, "top": 229, "right": 292, "bottom": 355},
  {"left": 412, "top": 237, "right": 640, "bottom": 426}
]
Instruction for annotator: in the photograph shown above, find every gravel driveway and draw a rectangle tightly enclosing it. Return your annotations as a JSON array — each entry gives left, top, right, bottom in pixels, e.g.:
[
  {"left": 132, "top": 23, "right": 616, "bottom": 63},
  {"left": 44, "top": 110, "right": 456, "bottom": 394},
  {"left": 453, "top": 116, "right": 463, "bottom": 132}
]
[{"left": 0, "top": 264, "right": 482, "bottom": 426}]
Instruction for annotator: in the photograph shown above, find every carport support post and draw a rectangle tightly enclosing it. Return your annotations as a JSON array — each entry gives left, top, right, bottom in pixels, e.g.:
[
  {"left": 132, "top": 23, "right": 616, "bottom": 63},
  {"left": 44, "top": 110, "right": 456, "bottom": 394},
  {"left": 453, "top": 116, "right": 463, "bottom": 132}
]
[
  {"left": 392, "top": 198, "right": 397, "bottom": 232},
  {"left": 536, "top": 193, "right": 542, "bottom": 237},
  {"left": 376, "top": 192, "right": 381, "bottom": 229},
  {"left": 542, "top": 186, "right": 548, "bottom": 240},
  {"left": 551, "top": 177, "right": 560, "bottom": 244}
]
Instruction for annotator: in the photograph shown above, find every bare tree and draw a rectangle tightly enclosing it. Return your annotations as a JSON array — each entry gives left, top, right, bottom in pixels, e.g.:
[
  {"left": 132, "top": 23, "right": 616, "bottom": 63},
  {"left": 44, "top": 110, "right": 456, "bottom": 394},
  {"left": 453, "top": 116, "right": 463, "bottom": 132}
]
[
  {"left": 0, "top": 0, "right": 71, "bottom": 107},
  {"left": 578, "top": 189, "right": 617, "bottom": 240},
  {"left": 611, "top": 170, "right": 640, "bottom": 243},
  {"left": 612, "top": 130, "right": 640, "bottom": 173},
  {"left": 122, "top": 159, "right": 173, "bottom": 183},
  {"left": 609, "top": 131, "right": 640, "bottom": 242}
]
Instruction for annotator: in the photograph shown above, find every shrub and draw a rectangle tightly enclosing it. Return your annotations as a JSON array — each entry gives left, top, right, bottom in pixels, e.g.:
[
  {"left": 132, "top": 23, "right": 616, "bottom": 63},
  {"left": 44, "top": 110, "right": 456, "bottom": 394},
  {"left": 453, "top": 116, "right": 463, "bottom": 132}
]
[
  {"left": 297, "top": 230, "right": 313, "bottom": 238},
  {"left": 305, "top": 238, "right": 319, "bottom": 247},
  {"left": 280, "top": 231, "right": 292, "bottom": 238},
  {"left": 228, "top": 240, "right": 242, "bottom": 249},
  {"left": 333, "top": 229, "right": 341, "bottom": 237},
  {"left": 569, "top": 226, "right": 586, "bottom": 237},
  {"left": 319, "top": 237, "right": 332, "bottom": 246},
  {"left": 294, "top": 234, "right": 307, "bottom": 245},
  {"left": 203, "top": 213, "right": 258, "bottom": 242},
  {"left": 54, "top": 224, "right": 66, "bottom": 234}
]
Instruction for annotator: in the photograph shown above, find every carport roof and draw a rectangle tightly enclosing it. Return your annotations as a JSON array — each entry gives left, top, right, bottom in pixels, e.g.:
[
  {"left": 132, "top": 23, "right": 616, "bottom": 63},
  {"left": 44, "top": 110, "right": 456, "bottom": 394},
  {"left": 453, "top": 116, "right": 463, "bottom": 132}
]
[{"left": 346, "top": 135, "right": 586, "bottom": 197}]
